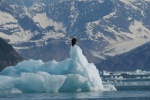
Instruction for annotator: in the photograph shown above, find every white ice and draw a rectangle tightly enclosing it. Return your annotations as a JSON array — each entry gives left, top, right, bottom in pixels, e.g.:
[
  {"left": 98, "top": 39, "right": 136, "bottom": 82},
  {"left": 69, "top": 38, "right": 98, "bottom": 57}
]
[{"left": 0, "top": 45, "right": 116, "bottom": 93}]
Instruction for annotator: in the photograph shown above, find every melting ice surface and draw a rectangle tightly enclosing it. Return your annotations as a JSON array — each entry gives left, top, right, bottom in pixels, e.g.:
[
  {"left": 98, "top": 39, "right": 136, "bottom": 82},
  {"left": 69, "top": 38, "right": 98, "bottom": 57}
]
[{"left": 0, "top": 45, "right": 116, "bottom": 93}]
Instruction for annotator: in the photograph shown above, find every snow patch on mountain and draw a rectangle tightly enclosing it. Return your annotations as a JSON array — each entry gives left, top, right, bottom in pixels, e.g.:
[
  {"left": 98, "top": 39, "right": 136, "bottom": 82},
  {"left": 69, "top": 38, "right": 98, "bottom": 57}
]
[
  {"left": 32, "top": 13, "right": 54, "bottom": 28},
  {"left": 104, "top": 38, "right": 150, "bottom": 57},
  {"left": 93, "top": 20, "right": 150, "bottom": 58},
  {"left": 42, "top": 31, "right": 65, "bottom": 40},
  {"left": 120, "top": 0, "right": 140, "bottom": 10},
  {"left": 0, "top": 11, "right": 16, "bottom": 24},
  {"left": 98, "top": 0, "right": 104, "bottom": 3},
  {"left": 0, "top": 31, "right": 34, "bottom": 43},
  {"left": 69, "top": 1, "right": 79, "bottom": 29},
  {"left": 30, "top": 3, "right": 46, "bottom": 12},
  {"left": 144, "top": 0, "right": 150, "bottom": 2},
  {"left": 0, "top": 11, "right": 34, "bottom": 43},
  {"left": 32, "top": 12, "right": 66, "bottom": 32},
  {"left": 129, "top": 20, "right": 150, "bottom": 39}
]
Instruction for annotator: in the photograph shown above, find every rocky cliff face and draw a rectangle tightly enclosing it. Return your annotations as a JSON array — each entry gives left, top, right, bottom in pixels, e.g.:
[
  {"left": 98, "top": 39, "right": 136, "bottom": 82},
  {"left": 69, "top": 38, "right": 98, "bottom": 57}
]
[{"left": 0, "top": 38, "right": 23, "bottom": 71}]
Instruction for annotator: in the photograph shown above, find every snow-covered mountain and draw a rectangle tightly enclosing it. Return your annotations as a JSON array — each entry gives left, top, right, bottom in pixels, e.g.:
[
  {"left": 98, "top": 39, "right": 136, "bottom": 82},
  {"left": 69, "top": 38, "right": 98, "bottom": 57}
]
[{"left": 0, "top": 0, "right": 150, "bottom": 65}]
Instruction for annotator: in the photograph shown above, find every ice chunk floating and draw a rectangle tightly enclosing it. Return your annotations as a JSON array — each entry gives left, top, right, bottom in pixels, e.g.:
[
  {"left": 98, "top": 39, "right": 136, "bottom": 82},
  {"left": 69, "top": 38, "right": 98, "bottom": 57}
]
[{"left": 0, "top": 45, "right": 116, "bottom": 93}]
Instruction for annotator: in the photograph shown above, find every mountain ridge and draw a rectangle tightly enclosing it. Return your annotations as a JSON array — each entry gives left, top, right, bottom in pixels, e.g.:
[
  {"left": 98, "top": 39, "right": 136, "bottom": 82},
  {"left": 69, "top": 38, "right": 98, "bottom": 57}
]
[
  {"left": 0, "top": 0, "right": 150, "bottom": 70},
  {"left": 96, "top": 42, "right": 150, "bottom": 71}
]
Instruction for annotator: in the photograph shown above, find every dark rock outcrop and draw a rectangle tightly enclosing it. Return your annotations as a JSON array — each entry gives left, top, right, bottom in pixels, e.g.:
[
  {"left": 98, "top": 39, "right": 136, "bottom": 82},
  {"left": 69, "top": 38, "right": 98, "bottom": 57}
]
[{"left": 0, "top": 38, "right": 23, "bottom": 71}]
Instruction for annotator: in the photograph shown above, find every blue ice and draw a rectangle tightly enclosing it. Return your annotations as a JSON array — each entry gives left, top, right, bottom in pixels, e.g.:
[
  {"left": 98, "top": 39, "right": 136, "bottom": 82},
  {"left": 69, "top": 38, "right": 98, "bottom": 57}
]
[{"left": 0, "top": 45, "right": 116, "bottom": 93}]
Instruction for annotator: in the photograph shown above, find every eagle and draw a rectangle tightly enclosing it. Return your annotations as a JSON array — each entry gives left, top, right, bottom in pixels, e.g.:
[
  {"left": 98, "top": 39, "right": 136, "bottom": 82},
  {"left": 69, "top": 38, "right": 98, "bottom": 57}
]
[{"left": 72, "top": 37, "right": 77, "bottom": 46}]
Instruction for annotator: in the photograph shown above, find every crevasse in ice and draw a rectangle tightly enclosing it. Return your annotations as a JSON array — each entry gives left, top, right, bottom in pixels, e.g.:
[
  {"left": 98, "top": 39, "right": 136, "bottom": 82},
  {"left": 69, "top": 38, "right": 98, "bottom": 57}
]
[{"left": 0, "top": 45, "right": 116, "bottom": 93}]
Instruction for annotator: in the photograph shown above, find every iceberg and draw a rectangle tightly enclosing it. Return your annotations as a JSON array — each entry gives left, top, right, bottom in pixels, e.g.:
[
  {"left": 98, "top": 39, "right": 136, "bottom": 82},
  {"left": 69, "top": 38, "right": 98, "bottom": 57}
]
[{"left": 0, "top": 45, "right": 116, "bottom": 93}]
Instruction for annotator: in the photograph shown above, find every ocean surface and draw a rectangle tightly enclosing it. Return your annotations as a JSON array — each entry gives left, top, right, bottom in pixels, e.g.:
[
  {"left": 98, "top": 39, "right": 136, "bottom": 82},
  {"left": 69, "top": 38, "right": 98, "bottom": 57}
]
[{"left": 0, "top": 70, "right": 150, "bottom": 100}]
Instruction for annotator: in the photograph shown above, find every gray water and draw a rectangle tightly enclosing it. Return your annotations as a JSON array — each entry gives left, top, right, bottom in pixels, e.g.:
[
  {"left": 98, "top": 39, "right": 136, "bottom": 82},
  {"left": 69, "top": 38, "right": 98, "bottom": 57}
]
[
  {"left": 0, "top": 91, "right": 150, "bottom": 100},
  {"left": 1, "top": 72, "right": 150, "bottom": 100}
]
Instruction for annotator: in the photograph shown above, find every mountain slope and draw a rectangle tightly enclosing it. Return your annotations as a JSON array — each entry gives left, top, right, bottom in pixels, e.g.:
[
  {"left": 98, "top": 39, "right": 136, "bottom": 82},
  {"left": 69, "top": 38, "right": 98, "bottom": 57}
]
[
  {"left": 96, "top": 42, "right": 150, "bottom": 71},
  {"left": 4, "top": 0, "right": 56, "bottom": 7},
  {"left": 22, "top": 0, "right": 150, "bottom": 63},
  {"left": 0, "top": 0, "right": 150, "bottom": 66},
  {"left": 0, "top": 38, "right": 23, "bottom": 71}
]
